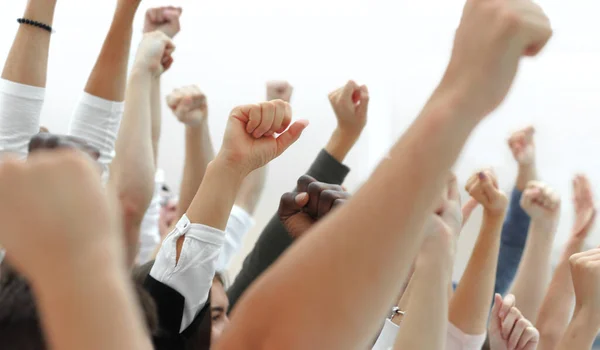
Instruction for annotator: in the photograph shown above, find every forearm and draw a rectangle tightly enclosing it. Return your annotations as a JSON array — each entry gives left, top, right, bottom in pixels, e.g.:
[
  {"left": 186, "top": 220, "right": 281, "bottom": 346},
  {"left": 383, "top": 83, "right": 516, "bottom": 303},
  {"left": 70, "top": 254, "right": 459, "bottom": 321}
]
[
  {"left": 235, "top": 166, "right": 267, "bottom": 215},
  {"left": 450, "top": 213, "right": 504, "bottom": 334},
  {"left": 84, "top": 2, "right": 138, "bottom": 101},
  {"left": 222, "top": 87, "right": 479, "bottom": 349},
  {"left": 150, "top": 77, "right": 161, "bottom": 163},
  {"left": 2, "top": 0, "right": 57, "bottom": 86},
  {"left": 324, "top": 127, "right": 360, "bottom": 162},
  {"left": 516, "top": 164, "right": 537, "bottom": 192},
  {"left": 34, "top": 252, "right": 152, "bottom": 350},
  {"left": 109, "top": 69, "right": 155, "bottom": 262},
  {"left": 509, "top": 220, "right": 555, "bottom": 323},
  {"left": 394, "top": 255, "right": 452, "bottom": 350},
  {"left": 175, "top": 122, "right": 214, "bottom": 219},
  {"left": 537, "top": 238, "right": 586, "bottom": 349},
  {"left": 555, "top": 309, "right": 600, "bottom": 350}
]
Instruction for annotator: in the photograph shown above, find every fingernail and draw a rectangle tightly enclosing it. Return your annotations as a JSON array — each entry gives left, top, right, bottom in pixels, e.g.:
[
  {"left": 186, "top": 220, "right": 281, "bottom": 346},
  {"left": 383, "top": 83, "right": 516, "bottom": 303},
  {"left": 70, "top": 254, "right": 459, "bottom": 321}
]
[{"left": 478, "top": 172, "right": 485, "bottom": 180}]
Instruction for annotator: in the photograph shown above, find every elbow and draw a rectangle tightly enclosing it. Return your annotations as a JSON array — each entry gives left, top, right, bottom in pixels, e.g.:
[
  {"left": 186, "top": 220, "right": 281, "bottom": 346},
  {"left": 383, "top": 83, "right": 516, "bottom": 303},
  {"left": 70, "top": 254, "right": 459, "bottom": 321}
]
[{"left": 119, "top": 186, "right": 154, "bottom": 228}]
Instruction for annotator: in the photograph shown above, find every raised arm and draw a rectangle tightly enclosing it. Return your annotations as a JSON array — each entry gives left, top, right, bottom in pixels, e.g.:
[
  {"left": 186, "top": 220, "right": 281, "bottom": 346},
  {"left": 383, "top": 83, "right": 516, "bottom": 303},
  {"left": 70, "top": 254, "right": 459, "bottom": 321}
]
[
  {"left": 107, "top": 31, "right": 175, "bottom": 265},
  {"left": 218, "top": 1, "right": 552, "bottom": 348},
  {"left": 509, "top": 181, "right": 560, "bottom": 322},
  {"left": 0, "top": 0, "right": 57, "bottom": 158},
  {"left": 536, "top": 175, "right": 596, "bottom": 350},
  {"left": 393, "top": 178, "right": 461, "bottom": 350},
  {"left": 0, "top": 151, "right": 152, "bottom": 350},
  {"left": 495, "top": 126, "right": 536, "bottom": 295},
  {"left": 555, "top": 249, "right": 600, "bottom": 350},
  {"left": 227, "top": 80, "right": 367, "bottom": 308},
  {"left": 450, "top": 170, "right": 507, "bottom": 335}
]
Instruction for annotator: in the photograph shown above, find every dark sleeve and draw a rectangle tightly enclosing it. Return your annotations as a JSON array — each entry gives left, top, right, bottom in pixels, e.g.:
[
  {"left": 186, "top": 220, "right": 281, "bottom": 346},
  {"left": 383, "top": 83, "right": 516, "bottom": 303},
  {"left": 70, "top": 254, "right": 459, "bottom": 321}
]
[
  {"left": 227, "top": 149, "right": 350, "bottom": 309},
  {"left": 494, "top": 188, "right": 531, "bottom": 296}
]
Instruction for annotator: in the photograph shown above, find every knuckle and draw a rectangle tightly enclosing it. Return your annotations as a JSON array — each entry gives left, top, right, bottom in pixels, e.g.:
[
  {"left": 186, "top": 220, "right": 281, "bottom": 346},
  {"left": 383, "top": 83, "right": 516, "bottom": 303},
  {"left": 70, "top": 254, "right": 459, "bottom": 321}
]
[{"left": 307, "top": 181, "right": 325, "bottom": 195}]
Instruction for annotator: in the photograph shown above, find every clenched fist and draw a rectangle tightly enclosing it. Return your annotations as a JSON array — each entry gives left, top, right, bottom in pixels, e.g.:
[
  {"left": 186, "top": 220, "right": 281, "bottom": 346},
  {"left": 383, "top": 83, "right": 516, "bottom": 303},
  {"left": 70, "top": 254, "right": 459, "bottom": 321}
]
[
  {"left": 0, "top": 151, "right": 117, "bottom": 283},
  {"left": 328, "top": 80, "right": 369, "bottom": 137},
  {"left": 267, "top": 81, "right": 293, "bottom": 102},
  {"left": 445, "top": 0, "right": 552, "bottom": 119},
  {"left": 508, "top": 126, "right": 535, "bottom": 166},
  {"left": 489, "top": 294, "right": 539, "bottom": 350},
  {"left": 424, "top": 174, "right": 463, "bottom": 251},
  {"left": 219, "top": 101, "right": 308, "bottom": 174},
  {"left": 465, "top": 169, "right": 508, "bottom": 217},
  {"left": 28, "top": 133, "right": 101, "bottom": 162},
  {"left": 133, "top": 31, "right": 175, "bottom": 76},
  {"left": 569, "top": 249, "right": 600, "bottom": 322},
  {"left": 143, "top": 6, "right": 182, "bottom": 39},
  {"left": 572, "top": 174, "right": 596, "bottom": 238},
  {"left": 166, "top": 85, "right": 208, "bottom": 126},
  {"left": 279, "top": 175, "right": 350, "bottom": 238},
  {"left": 520, "top": 181, "right": 560, "bottom": 224}
]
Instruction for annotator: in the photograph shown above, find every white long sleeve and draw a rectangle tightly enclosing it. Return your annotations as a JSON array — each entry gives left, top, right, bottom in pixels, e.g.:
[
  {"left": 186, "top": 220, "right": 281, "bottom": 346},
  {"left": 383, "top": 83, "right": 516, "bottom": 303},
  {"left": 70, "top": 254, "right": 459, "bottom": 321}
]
[
  {"left": 137, "top": 169, "right": 165, "bottom": 265},
  {"left": 0, "top": 79, "right": 45, "bottom": 159},
  {"left": 68, "top": 92, "right": 123, "bottom": 178},
  {"left": 150, "top": 214, "right": 224, "bottom": 332},
  {"left": 216, "top": 205, "right": 255, "bottom": 272},
  {"left": 372, "top": 319, "right": 486, "bottom": 350}
]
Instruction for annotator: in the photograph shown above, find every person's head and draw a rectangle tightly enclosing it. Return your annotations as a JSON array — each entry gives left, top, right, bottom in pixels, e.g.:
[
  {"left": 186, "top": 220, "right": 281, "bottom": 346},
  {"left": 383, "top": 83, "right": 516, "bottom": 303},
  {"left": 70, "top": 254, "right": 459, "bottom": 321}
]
[{"left": 209, "top": 273, "right": 230, "bottom": 345}]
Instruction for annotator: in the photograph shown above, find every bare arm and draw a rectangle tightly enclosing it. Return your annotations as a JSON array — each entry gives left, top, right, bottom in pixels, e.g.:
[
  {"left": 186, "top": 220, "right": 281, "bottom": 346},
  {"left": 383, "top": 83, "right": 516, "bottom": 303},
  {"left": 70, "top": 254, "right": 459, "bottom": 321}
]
[
  {"left": 217, "top": 2, "right": 552, "bottom": 348},
  {"left": 450, "top": 170, "right": 507, "bottom": 334},
  {"left": 509, "top": 181, "right": 560, "bottom": 323},
  {"left": 536, "top": 175, "right": 595, "bottom": 350}
]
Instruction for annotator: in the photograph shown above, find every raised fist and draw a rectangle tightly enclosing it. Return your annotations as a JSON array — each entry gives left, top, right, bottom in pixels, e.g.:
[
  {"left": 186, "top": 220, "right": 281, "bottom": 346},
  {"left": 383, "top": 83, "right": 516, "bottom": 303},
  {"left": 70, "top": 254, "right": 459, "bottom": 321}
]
[
  {"left": 465, "top": 169, "right": 508, "bottom": 216},
  {"left": 219, "top": 101, "right": 308, "bottom": 174},
  {"left": 445, "top": 0, "right": 552, "bottom": 119},
  {"left": 520, "top": 181, "right": 561, "bottom": 223},
  {"left": 133, "top": 31, "right": 175, "bottom": 76},
  {"left": 143, "top": 6, "right": 182, "bottom": 39},
  {"left": 508, "top": 126, "right": 535, "bottom": 166},
  {"left": 572, "top": 174, "right": 596, "bottom": 238},
  {"left": 424, "top": 174, "right": 463, "bottom": 250},
  {"left": 278, "top": 175, "right": 350, "bottom": 238},
  {"left": 266, "top": 81, "right": 293, "bottom": 102},
  {"left": 0, "top": 151, "right": 116, "bottom": 282},
  {"left": 489, "top": 294, "right": 539, "bottom": 350},
  {"left": 328, "top": 80, "right": 369, "bottom": 137},
  {"left": 569, "top": 249, "right": 600, "bottom": 319},
  {"left": 166, "top": 85, "right": 208, "bottom": 126},
  {"left": 28, "top": 133, "right": 101, "bottom": 162}
]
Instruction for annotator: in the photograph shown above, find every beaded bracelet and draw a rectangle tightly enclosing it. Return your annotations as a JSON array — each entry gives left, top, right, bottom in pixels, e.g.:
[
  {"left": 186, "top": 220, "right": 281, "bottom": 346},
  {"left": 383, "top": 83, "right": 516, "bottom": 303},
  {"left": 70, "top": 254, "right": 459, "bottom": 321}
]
[{"left": 17, "top": 18, "right": 53, "bottom": 33}]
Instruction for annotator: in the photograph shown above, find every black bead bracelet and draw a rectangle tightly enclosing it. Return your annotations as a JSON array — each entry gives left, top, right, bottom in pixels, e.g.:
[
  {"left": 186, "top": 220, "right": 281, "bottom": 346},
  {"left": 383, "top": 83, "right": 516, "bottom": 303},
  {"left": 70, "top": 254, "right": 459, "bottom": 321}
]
[{"left": 17, "top": 18, "right": 53, "bottom": 33}]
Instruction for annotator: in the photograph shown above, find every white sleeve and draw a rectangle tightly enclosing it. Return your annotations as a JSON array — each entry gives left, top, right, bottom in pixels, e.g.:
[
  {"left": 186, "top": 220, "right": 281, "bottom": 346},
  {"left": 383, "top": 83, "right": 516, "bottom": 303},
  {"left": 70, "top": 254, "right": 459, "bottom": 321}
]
[
  {"left": 0, "top": 79, "right": 45, "bottom": 159},
  {"left": 372, "top": 319, "right": 400, "bottom": 350},
  {"left": 445, "top": 322, "right": 486, "bottom": 350},
  {"left": 68, "top": 92, "right": 123, "bottom": 178},
  {"left": 150, "top": 214, "right": 224, "bottom": 333},
  {"left": 136, "top": 169, "right": 165, "bottom": 265},
  {"left": 371, "top": 319, "right": 487, "bottom": 350},
  {"left": 215, "top": 205, "right": 255, "bottom": 272}
]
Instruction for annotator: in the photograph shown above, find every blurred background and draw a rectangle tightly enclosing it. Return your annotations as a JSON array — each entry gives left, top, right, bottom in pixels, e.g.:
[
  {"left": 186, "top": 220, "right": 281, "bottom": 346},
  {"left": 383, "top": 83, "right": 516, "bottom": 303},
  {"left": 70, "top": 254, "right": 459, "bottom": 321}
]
[{"left": 1, "top": 0, "right": 600, "bottom": 282}]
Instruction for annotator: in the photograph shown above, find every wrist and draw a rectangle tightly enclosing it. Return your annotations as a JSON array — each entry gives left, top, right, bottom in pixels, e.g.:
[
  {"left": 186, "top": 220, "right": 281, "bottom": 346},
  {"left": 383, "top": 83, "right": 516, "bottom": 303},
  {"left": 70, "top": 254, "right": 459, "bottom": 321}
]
[
  {"left": 325, "top": 128, "right": 361, "bottom": 162},
  {"left": 530, "top": 217, "right": 559, "bottom": 235},
  {"left": 482, "top": 209, "right": 507, "bottom": 224},
  {"left": 210, "top": 155, "right": 250, "bottom": 184},
  {"left": 571, "top": 306, "right": 600, "bottom": 334}
]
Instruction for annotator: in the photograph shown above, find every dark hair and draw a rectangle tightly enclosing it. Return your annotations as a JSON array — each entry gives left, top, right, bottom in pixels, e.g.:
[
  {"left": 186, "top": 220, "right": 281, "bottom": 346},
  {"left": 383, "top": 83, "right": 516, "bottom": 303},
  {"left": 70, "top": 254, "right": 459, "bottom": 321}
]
[{"left": 0, "top": 261, "right": 159, "bottom": 349}]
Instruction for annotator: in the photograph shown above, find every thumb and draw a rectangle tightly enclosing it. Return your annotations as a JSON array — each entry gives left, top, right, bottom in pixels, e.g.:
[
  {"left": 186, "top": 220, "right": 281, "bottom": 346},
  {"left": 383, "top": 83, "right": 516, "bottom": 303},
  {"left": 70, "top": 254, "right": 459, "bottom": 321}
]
[
  {"left": 341, "top": 80, "right": 359, "bottom": 102},
  {"left": 489, "top": 293, "right": 503, "bottom": 334},
  {"left": 491, "top": 293, "right": 502, "bottom": 318},
  {"left": 276, "top": 120, "right": 309, "bottom": 157},
  {"left": 279, "top": 192, "right": 309, "bottom": 220},
  {"left": 462, "top": 198, "right": 479, "bottom": 226},
  {"left": 174, "top": 98, "right": 191, "bottom": 118}
]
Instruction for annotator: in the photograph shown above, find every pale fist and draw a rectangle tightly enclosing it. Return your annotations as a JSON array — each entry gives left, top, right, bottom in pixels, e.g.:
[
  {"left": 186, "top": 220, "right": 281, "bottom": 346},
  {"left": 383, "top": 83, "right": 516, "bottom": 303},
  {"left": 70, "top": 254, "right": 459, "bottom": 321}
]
[
  {"left": 508, "top": 126, "right": 535, "bottom": 166},
  {"left": 144, "top": 6, "right": 182, "bottom": 38},
  {"left": 423, "top": 174, "right": 463, "bottom": 255},
  {"left": 134, "top": 31, "right": 175, "bottom": 75},
  {"left": 489, "top": 294, "right": 539, "bottom": 350},
  {"left": 266, "top": 81, "right": 293, "bottom": 102},
  {"left": 569, "top": 249, "right": 600, "bottom": 317},
  {"left": 0, "top": 151, "right": 116, "bottom": 282},
  {"left": 328, "top": 80, "right": 369, "bottom": 137},
  {"left": 446, "top": 0, "right": 552, "bottom": 118},
  {"left": 166, "top": 85, "right": 208, "bottom": 126},
  {"left": 520, "top": 181, "right": 560, "bottom": 223},
  {"left": 465, "top": 169, "right": 508, "bottom": 216},
  {"left": 572, "top": 174, "right": 596, "bottom": 238},
  {"left": 219, "top": 101, "right": 309, "bottom": 174}
]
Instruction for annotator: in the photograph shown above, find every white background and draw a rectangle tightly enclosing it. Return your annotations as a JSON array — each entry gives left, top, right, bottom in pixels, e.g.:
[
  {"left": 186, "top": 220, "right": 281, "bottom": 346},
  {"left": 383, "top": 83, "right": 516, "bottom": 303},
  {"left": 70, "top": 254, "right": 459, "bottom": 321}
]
[{"left": 1, "top": 0, "right": 600, "bottom": 281}]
